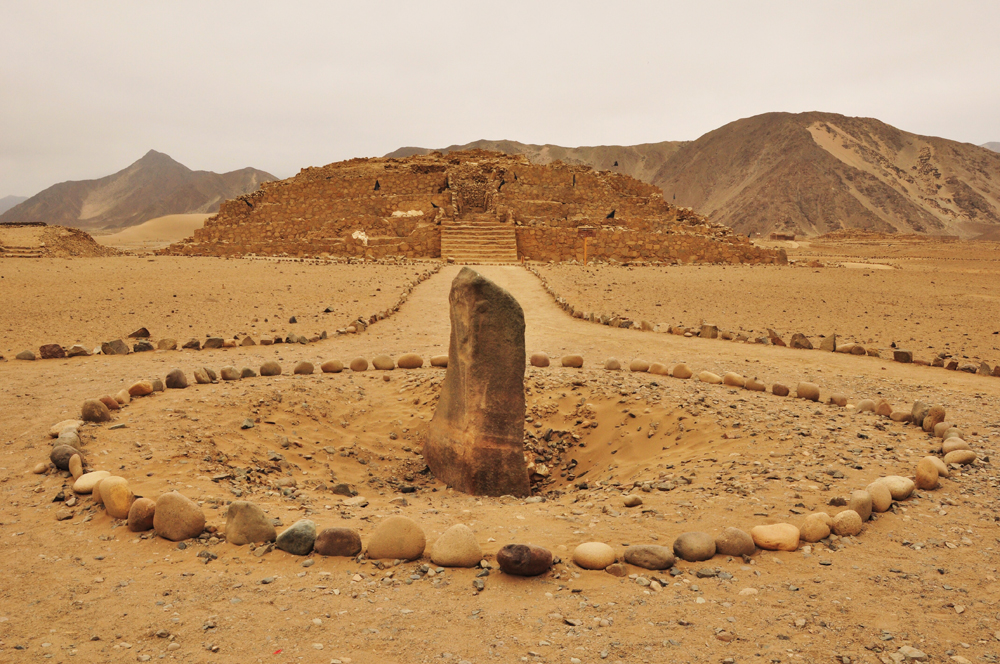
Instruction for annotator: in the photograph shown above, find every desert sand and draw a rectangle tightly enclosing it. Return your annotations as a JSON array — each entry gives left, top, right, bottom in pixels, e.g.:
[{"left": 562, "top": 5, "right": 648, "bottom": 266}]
[
  {"left": 1, "top": 240, "right": 999, "bottom": 664},
  {"left": 95, "top": 214, "right": 212, "bottom": 251},
  {"left": 538, "top": 238, "right": 1000, "bottom": 366}
]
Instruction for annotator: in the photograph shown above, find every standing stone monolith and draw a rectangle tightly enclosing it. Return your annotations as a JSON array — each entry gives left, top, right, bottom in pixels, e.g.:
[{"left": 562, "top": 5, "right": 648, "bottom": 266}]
[{"left": 425, "top": 267, "right": 529, "bottom": 497}]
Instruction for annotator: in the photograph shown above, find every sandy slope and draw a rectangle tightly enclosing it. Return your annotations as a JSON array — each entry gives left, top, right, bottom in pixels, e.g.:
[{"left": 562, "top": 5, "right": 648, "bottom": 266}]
[
  {"left": 1, "top": 248, "right": 999, "bottom": 663},
  {"left": 94, "top": 214, "right": 212, "bottom": 250}
]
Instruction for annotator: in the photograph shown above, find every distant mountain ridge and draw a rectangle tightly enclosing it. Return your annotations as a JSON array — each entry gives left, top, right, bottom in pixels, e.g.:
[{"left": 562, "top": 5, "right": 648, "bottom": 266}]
[
  {"left": 0, "top": 195, "right": 28, "bottom": 215},
  {"left": 983, "top": 142, "right": 1000, "bottom": 153},
  {"left": 385, "top": 139, "right": 686, "bottom": 189},
  {"left": 0, "top": 151, "right": 276, "bottom": 230},
  {"left": 395, "top": 114, "right": 1000, "bottom": 238}
]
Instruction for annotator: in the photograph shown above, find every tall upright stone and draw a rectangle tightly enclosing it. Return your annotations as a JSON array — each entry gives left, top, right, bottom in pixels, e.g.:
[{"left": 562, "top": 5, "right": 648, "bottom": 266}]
[{"left": 425, "top": 267, "right": 529, "bottom": 496}]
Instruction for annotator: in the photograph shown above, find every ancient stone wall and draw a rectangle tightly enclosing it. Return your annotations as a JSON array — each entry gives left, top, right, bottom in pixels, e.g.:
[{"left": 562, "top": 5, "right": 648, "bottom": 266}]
[
  {"left": 160, "top": 150, "right": 785, "bottom": 265},
  {"left": 515, "top": 227, "right": 784, "bottom": 265}
]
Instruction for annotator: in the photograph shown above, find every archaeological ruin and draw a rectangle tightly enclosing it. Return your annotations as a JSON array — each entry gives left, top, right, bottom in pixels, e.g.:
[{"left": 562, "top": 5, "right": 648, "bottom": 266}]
[{"left": 160, "top": 150, "right": 785, "bottom": 264}]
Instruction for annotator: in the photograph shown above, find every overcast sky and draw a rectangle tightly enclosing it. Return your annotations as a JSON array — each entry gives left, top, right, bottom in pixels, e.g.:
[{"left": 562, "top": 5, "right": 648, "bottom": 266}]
[{"left": 2, "top": 1, "right": 999, "bottom": 197}]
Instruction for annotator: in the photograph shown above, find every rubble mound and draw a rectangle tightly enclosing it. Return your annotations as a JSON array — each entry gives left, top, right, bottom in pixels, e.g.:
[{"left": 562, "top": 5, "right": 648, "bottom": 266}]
[
  {"left": 159, "top": 150, "right": 784, "bottom": 265},
  {"left": 0, "top": 224, "right": 122, "bottom": 258}
]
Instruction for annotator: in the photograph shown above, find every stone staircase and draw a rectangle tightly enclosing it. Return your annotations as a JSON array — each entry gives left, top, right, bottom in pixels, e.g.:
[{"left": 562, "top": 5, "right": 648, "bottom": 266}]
[
  {"left": 0, "top": 244, "right": 44, "bottom": 258},
  {"left": 440, "top": 213, "right": 519, "bottom": 264}
]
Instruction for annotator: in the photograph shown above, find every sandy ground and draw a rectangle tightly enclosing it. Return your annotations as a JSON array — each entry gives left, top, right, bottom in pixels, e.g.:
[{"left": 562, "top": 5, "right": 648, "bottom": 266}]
[
  {"left": 94, "top": 214, "right": 212, "bottom": 252},
  {"left": 2, "top": 244, "right": 1000, "bottom": 664},
  {"left": 537, "top": 239, "right": 1000, "bottom": 366},
  {"left": 0, "top": 258, "right": 430, "bottom": 356}
]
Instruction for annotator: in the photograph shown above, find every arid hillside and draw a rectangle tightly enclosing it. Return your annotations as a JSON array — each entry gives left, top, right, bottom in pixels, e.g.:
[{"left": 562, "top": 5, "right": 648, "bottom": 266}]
[
  {"left": 395, "top": 114, "right": 1000, "bottom": 238},
  {"left": 385, "top": 139, "right": 686, "bottom": 189},
  {"left": 653, "top": 112, "right": 1000, "bottom": 238},
  {"left": 0, "top": 150, "right": 275, "bottom": 231}
]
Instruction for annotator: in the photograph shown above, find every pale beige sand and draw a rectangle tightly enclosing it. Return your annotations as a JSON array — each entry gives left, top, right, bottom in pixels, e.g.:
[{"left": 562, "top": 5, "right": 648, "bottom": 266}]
[
  {"left": 0, "top": 246, "right": 998, "bottom": 663},
  {"left": 94, "top": 213, "right": 212, "bottom": 250},
  {"left": 538, "top": 240, "right": 1000, "bottom": 364},
  {"left": 0, "top": 257, "right": 427, "bottom": 354}
]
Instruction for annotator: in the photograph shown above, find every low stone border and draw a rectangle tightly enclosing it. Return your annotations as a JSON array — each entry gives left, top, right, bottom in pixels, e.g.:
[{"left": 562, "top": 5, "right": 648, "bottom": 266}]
[
  {"left": 32, "top": 346, "right": 984, "bottom": 612},
  {"left": 525, "top": 265, "right": 1000, "bottom": 379},
  {"left": 3, "top": 265, "right": 441, "bottom": 362}
]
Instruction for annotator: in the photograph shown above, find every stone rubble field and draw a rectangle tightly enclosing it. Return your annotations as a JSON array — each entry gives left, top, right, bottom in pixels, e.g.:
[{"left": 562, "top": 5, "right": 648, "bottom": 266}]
[{"left": 1, "top": 243, "right": 1000, "bottom": 664}]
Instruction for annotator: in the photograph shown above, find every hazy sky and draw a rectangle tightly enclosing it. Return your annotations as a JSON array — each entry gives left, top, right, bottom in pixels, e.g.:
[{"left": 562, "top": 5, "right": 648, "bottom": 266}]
[{"left": 3, "top": 1, "right": 999, "bottom": 197}]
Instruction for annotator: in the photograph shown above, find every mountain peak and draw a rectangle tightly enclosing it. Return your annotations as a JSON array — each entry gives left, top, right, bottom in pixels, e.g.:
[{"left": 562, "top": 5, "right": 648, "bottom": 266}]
[
  {"left": 0, "top": 153, "right": 276, "bottom": 230},
  {"left": 136, "top": 149, "right": 181, "bottom": 165}
]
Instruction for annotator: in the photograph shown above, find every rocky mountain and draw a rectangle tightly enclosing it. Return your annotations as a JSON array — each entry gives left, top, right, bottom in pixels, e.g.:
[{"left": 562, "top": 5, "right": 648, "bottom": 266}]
[
  {"left": 0, "top": 195, "right": 27, "bottom": 215},
  {"left": 385, "top": 139, "right": 685, "bottom": 189},
  {"left": 0, "top": 151, "right": 276, "bottom": 230},
  {"left": 653, "top": 112, "right": 1000, "bottom": 238},
  {"left": 397, "top": 114, "right": 1000, "bottom": 238},
  {"left": 983, "top": 142, "right": 1000, "bottom": 153}
]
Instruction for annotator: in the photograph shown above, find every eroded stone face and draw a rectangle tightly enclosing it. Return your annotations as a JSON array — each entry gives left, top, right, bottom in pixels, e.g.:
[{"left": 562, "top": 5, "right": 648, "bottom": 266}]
[{"left": 425, "top": 268, "right": 529, "bottom": 497}]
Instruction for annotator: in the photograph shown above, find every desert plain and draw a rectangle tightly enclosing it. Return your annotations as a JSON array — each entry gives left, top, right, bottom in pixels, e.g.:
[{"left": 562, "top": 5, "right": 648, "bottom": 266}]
[{"left": 1, "top": 235, "right": 999, "bottom": 664}]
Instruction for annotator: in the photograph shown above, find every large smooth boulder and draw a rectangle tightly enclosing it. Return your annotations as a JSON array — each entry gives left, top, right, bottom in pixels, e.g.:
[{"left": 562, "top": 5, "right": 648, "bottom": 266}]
[
  {"left": 572, "top": 542, "right": 616, "bottom": 570},
  {"left": 915, "top": 457, "right": 940, "bottom": 490},
  {"left": 623, "top": 544, "right": 674, "bottom": 570},
  {"left": 561, "top": 354, "right": 584, "bottom": 368},
  {"left": 220, "top": 366, "right": 241, "bottom": 381},
  {"left": 430, "top": 524, "right": 482, "bottom": 568},
  {"left": 165, "top": 369, "right": 188, "bottom": 389},
  {"left": 673, "top": 531, "right": 716, "bottom": 562},
  {"left": 796, "top": 382, "right": 820, "bottom": 402},
  {"left": 878, "top": 476, "right": 915, "bottom": 501},
  {"left": 153, "top": 491, "right": 206, "bottom": 541},
  {"left": 275, "top": 519, "right": 317, "bottom": 556},
  {"left": 397, "top": 353, "right": 423, "bottom": 369},
  {"left": 73, "top": 470, "right": 110, "bottom": 494},
  {"left": 314, "top": 527, "right": 362, "bottom": 557},
  {"left": 671, "top": 363, "right": 693, "bottom": 379},
  {"left": 847, "top": 490, "right": 873, "bottom": 521},
  {"left": 425, "top": 268, "right": 530, "bottom": 497},
  {"left": 260, "top": 361, "right": 282, "bottom": 376},
  {"left": 81, "top": 399, "right": 111, "bottom": 423},
  {"left": 367, "top": 515, "right": 425, "bottom": 560},
  {"left": 800, "top": 513, "right": 832, "bottom": 542},
  {"left": 714, "top": 527, "right": 755, "bottom": 557},
  {"left": 831, "top": 510, "right": 863, "bottom": 537},
  {"left": 496, "top": 543, "right": 552, "bottom": 576},
  {"left": 529, "top": 352, "right": 550, "bottom": 368},
  {"left": 225, "top": 501, "right": 276, "bottom": 545},
  {"left": 750, "top": 524, "right": 800, "bottom": 551},
  {"left": 128, "top": 497, "right": 156, "bottom": 532},
  {"left": 321, "top": 359, "right": 344, "bottom": 373},
  {"left": 866, "top": 481, "right": 893, "bottom": 512},
  {"left": 49, "top": 419, "right": 83, "bottom": 438},
  {"left": 50, "top": 444, "right": 78, "bottom": 471},
  {"left": 128, "top": 380, "right": 154, "bottom": 397},
  {"left": 629, "top": 359, "right": 650, "bottom": 373},
  {"left": 101, "top": 477, "right": 134, "bottom": 520}
]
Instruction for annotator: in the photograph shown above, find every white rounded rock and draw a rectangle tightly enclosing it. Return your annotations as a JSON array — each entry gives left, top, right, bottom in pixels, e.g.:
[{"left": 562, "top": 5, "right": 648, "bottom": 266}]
[
  {"left": 572, "top": 542, "right": 616, "bottom": 570},
  {"left": 430, "top": 524, "right": 482, "bottom": 568},
  {"left": 73, "top": 470, "right": 110, "bottom": 494},
  {"left": 831, "top": 510, "right": 863, "bottom": 536},
  {"left": 750, "top": 524, "right": 800, "bottom": 551}
]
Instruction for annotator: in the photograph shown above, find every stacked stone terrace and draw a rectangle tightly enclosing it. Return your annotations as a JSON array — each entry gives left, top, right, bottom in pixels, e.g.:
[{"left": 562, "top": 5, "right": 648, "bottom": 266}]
[{"left": 161, "top": 151, "right": 784, "bottom": 265}]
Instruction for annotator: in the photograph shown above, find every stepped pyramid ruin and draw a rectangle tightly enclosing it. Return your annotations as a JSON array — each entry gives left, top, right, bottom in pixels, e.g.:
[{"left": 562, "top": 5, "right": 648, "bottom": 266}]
[{"left": 161, "top": 150, "right": 784, "bottom": 264}]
